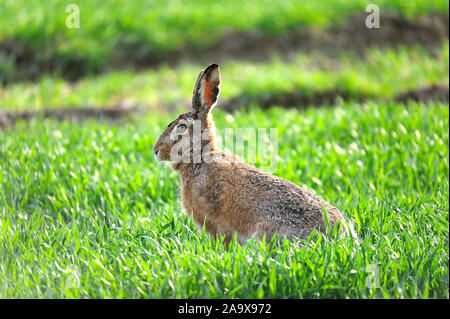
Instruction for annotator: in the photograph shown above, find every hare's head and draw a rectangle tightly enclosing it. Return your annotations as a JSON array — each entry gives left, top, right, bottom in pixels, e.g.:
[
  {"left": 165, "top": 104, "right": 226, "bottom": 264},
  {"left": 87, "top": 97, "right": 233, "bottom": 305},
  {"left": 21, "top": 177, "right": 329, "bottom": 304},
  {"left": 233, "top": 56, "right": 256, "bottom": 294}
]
[{"left": 153, "top": 64, "right": 221, "bottom": 164}]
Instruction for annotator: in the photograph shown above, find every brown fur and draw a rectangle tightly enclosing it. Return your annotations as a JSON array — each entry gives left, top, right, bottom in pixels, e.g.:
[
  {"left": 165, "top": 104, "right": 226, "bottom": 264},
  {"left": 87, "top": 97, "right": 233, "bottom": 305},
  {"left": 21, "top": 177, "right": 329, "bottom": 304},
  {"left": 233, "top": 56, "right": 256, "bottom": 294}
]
[{"left": 154, "top": 64, "right": 347, "bottom": 245}]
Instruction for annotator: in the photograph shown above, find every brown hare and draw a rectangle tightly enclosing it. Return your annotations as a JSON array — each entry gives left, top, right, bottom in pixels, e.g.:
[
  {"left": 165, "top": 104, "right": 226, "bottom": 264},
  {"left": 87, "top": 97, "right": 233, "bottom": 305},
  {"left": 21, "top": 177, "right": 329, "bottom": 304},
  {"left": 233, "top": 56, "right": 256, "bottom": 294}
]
[{"left": 153, "top": 63, "right": 349, "bottom": 245}]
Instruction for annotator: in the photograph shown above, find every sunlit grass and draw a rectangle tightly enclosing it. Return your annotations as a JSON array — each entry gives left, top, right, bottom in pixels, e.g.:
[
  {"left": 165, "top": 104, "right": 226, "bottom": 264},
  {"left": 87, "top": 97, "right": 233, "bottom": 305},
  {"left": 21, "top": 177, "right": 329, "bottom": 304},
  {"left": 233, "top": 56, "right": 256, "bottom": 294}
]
[{"left": 0, "top": 101, "right": 448, "bottom": 298}]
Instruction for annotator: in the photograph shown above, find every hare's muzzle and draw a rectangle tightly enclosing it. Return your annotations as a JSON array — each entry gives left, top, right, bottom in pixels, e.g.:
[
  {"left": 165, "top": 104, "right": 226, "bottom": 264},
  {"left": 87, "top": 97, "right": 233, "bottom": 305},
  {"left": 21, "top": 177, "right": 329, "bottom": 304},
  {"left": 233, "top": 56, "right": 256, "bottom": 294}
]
[
  {"left": 153, "top": 142, "right": 161, "bottom": 161},
  {"left": 153, "top": 138, "right": 170, "bottom": 162},
  {"left": 153, "top": 145, "right": 165, "bottom": 162},
  {"left": 154, "top": 148, "right": 160, "bottom": 160}
]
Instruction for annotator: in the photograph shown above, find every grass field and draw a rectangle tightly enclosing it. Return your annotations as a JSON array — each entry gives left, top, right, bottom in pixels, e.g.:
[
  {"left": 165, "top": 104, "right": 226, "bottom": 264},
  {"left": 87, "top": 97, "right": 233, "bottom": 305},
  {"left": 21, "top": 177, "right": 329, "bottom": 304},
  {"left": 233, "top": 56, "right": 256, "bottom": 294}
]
[
  {"left": 1, "top": 43, "right": 448, "bottom": 110},
  {"left": 1, "top": 0, "right": 448, "bottom": 83},
  {"left": 0, "top": 101, "right": 448, "bottom": 298},
  {"left": 0, "top": 0, "right": 448, "bottom": 299}
]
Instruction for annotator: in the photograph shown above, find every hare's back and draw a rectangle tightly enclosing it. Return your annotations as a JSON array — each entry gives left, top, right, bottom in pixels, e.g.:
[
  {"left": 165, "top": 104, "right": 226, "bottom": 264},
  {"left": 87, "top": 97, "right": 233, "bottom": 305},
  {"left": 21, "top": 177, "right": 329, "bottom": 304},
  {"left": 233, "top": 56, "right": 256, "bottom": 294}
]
[{"left": 233, "top": 164, "right": 343, "bottom": 231}]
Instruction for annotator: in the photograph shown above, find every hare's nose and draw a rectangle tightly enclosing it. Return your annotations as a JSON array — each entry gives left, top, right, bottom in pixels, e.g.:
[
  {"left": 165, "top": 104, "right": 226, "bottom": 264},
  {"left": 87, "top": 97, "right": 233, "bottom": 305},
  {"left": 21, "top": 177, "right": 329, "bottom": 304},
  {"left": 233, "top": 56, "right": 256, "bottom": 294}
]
[{"left": 154, "top": 148, "right": 160, "bottom": 160}]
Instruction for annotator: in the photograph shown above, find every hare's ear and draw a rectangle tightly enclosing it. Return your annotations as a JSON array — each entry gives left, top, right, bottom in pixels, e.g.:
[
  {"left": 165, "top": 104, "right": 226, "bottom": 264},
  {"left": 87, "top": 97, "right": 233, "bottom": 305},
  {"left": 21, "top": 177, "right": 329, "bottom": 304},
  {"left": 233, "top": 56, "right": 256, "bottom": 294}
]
[{"left": 192, "top": 64, "right": 220, "bottom": 117}]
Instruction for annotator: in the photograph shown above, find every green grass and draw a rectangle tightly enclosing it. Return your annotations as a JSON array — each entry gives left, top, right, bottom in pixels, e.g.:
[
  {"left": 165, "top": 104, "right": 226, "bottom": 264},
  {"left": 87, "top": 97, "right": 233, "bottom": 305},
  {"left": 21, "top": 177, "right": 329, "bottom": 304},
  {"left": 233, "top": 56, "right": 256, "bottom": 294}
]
[
  {"left": 0, "top": 101, "right": 448, "bottom": 298},
  {"left": 0, "top": 0, "right": 448, "bottom": 82},
  {"left": 1, "top": 0, "right": 447, "bottom": 301},
  {"left": 1, "top": 43, "right": 448, "bottom": 110}
]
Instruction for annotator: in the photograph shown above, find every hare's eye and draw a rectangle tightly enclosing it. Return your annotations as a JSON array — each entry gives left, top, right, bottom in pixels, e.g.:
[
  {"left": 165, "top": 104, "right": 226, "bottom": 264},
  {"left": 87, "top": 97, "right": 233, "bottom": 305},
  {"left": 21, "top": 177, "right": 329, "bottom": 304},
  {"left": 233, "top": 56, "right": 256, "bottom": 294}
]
[{"left": 177, "top": 124, "right": 187, "bottom": 132}]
